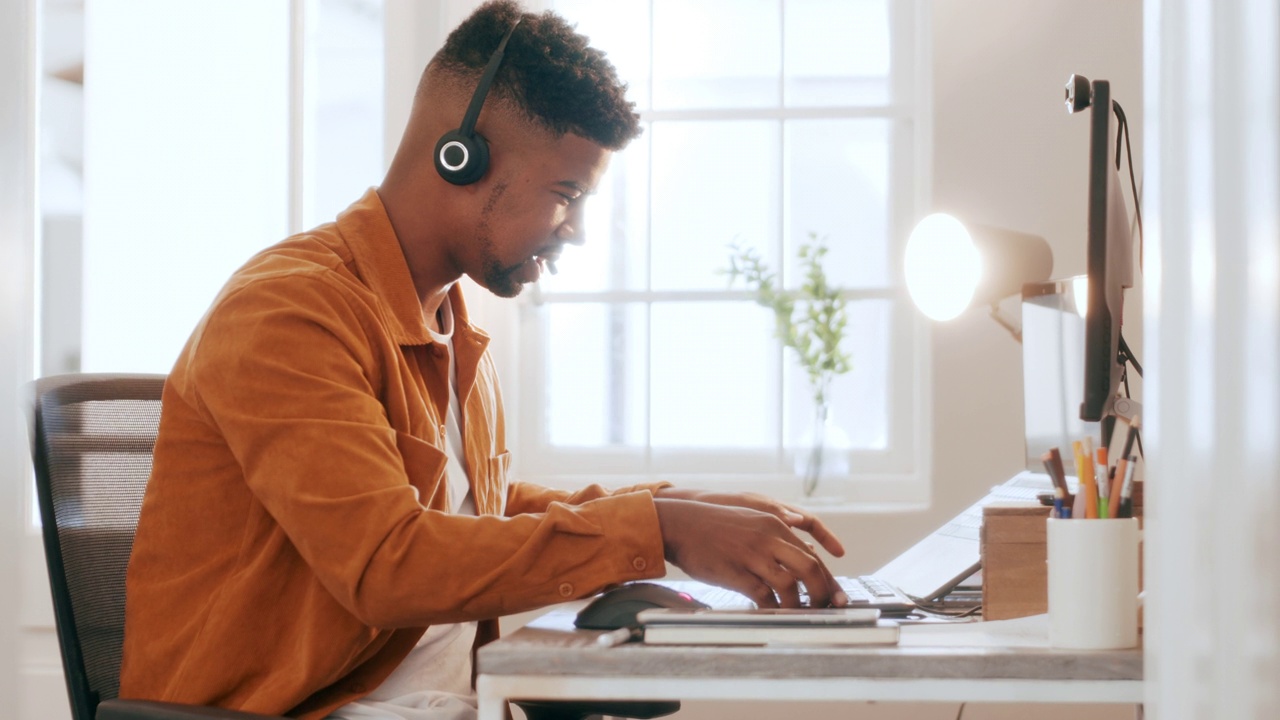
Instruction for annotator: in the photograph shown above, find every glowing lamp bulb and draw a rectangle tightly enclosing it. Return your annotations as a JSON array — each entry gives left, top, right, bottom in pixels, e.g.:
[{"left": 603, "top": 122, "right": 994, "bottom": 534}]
[{"left": 904, "top": 213, "right": 982, "bottom": 321}]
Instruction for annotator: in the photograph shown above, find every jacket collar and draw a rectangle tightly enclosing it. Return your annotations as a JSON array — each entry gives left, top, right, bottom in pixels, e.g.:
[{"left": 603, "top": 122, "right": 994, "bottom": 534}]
[{"left": 334, "top": 188, "right": 490, "bottom": 356}]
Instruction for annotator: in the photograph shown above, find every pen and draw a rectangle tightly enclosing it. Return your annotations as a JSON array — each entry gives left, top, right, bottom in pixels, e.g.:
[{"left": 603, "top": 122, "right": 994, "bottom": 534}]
[
  {"left": 1108, "top": 457, "right": 1127, "bottom": 519},
  {"left": 1095, "top": 446, "right": 1110, "bottom": 519},
  {"left": 597, "top": 627, "right": 642, "bottom": 647},
  {"left": 1117, "top": 455, "right": 1138, "bottom": 519}
]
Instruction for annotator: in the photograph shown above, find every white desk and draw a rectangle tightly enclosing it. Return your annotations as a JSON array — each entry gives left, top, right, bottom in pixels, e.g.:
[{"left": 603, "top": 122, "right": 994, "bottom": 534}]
[{"left": 475, "top": 608, "right": 1142, "bottom": 720}]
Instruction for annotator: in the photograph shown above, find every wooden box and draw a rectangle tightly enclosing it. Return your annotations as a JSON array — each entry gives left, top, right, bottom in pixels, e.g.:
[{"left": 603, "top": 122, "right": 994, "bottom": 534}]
[{"left": 980, "top": 502, "right": 1051, "bottom": 621}]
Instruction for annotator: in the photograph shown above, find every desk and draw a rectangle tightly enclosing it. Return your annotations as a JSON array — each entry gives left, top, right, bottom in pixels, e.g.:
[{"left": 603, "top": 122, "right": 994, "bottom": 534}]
[{"left": 475, "top": 608, "right": 1142, "bottom": 720}]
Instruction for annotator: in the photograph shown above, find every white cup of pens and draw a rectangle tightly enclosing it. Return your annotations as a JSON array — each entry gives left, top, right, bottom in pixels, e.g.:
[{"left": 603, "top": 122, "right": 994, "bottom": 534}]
[{"left": 1041, "top": 420, "right": 1142, "bottom": 650}]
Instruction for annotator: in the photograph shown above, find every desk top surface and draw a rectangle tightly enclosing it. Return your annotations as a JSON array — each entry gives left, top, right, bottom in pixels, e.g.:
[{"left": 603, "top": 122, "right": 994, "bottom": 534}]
[{"left": 477, "top": 607, "right": 1142, "bottom": 682}]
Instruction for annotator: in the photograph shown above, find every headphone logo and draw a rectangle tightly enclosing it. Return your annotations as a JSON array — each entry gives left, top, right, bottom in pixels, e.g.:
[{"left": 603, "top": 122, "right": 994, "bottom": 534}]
[{"left": 434, "top": 19, "right": 522, "bottom": 185}]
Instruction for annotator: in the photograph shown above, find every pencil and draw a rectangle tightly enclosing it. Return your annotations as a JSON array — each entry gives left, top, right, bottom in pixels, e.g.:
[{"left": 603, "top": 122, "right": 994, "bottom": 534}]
[{"left": 1080, "top": 438, "right": 1099, "bottom": 519}]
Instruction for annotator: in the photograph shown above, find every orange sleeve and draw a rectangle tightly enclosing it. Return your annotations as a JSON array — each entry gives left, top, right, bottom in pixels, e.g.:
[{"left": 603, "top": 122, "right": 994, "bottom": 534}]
[{"left": 189, "top": 276, "right": 665, "bottom": 628}]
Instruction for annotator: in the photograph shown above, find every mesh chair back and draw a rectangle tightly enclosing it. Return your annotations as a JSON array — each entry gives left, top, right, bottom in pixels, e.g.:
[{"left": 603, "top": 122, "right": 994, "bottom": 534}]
[{"left": 28, "top": 374, "right": 166, "bottom": 720}]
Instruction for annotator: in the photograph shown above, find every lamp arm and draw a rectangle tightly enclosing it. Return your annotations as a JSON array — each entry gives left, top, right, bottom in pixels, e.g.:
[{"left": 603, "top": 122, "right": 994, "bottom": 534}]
[{"left": 987, "top": 303, "right": 1023, "bottom": 343}]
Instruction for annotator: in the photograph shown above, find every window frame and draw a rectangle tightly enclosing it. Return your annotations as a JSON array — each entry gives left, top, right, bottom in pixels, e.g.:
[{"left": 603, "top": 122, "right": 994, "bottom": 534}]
[{"left": 482, "top": 0, "right": 936, "bottom": 508}]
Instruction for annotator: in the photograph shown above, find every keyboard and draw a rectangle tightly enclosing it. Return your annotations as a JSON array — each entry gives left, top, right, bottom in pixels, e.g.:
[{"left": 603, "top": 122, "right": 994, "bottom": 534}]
[{"left": 668, "top": 576, "right": 917, "bottom": 617}]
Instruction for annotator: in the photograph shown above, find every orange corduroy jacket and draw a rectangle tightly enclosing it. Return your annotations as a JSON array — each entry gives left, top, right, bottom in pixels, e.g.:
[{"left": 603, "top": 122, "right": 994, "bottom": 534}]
[{"left": 119, "top": 189, "right": 668, "bottom": 719}]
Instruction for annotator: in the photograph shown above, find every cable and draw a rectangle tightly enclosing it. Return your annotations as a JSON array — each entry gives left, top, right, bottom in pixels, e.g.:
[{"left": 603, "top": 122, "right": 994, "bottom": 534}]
[
  {"left": 955, "top": 702, "right": 967, "bottom": 720},
  {"left": 1119, "top": 333, "right": 1143, "bottom": 378},
  {"left": 1112, "top": 101, "right": 1145, "bottom": 270}
]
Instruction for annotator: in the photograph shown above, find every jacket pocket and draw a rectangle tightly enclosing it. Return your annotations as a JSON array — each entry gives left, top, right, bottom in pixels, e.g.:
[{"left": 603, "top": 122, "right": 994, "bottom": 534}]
[{"left": 394, "top": 430, "right": 448, "bottom": 510}]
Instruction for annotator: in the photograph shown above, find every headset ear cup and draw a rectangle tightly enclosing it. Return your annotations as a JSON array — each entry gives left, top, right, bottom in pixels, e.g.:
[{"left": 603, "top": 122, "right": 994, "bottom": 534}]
[{"left": 434, "top": 130, "right": 491, "bottom": 185}]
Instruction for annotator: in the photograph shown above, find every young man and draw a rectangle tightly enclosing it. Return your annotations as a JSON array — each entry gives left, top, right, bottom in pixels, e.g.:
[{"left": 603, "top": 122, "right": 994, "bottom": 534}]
[{"left": 119, "top": 2, "right": 847, "bottom": 718}]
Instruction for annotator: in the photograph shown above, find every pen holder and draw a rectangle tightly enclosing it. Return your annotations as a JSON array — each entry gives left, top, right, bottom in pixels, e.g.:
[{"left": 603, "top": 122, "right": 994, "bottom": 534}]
[{"left": 1046, "top": 517, "right": 1140, "bottom": 649}]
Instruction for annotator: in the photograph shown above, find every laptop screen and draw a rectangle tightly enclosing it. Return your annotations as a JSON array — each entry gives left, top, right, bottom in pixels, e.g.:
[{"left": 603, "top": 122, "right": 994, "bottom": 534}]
[{"left": 1021, "top": 278, "right": 1099, "bottom": 478}]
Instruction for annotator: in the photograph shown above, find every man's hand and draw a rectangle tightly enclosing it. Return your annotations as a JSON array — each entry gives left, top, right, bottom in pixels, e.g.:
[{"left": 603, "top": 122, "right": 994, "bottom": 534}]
[
  {"left": 652, "top": 496, "right": 848, "bottom": 609},
  {"left": 654, "top": 487, "right": 846, "bottom": 558}
]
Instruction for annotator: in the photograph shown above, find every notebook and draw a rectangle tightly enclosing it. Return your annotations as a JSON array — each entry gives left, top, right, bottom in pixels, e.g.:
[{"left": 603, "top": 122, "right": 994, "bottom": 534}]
[{"left": 636, "top": 607, "right": 899, "bottom": 646}]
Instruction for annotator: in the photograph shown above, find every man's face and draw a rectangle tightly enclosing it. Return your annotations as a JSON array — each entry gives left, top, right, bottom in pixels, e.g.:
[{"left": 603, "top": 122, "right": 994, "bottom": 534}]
[{"left": 466, "top": 132, "right": 611, "bottom": 298}]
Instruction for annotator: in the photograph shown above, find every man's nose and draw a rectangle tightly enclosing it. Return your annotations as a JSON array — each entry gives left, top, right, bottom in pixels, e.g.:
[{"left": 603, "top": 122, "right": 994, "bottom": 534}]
[{"left": 555, "top": 222, "right": 585, "bottom": 245}]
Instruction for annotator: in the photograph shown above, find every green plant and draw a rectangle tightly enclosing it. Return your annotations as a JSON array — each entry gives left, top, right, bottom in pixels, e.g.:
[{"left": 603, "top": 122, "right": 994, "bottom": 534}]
[
  {"left": 724, "top": 233, "right": 853, "bottom": 411},
  {"left": 724, "top": 233, "right": 853, "bottom": 498}
]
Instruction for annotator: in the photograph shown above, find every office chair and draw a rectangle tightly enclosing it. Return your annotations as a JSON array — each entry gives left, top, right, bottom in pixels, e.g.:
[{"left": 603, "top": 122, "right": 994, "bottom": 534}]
[{"left": 28, "top": 373, "right": 676, "bottom": 720}]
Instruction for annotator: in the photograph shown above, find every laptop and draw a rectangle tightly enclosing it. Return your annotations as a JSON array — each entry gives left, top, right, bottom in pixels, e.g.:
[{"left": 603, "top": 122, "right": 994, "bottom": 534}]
[{"left": 670, "top": 281, "right": 1089, "bottom": 615}]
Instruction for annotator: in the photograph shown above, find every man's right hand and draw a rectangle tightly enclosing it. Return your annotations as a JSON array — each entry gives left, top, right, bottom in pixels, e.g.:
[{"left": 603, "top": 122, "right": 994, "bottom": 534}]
[{"left": 652, "top": 497, "right": 848, "bottom": 609}]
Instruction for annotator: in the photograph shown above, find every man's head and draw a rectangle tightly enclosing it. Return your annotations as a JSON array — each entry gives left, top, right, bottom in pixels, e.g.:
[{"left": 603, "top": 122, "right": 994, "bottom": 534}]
[
  {"left": 381, "top": 0, "right": 641, "bottom": 300},
  {"left": 429, "top": 0, "right": 641, "bottom": 155}
]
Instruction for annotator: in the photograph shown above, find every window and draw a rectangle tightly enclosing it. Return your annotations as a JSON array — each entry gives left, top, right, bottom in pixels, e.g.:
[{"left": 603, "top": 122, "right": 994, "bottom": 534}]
[
  {"left": 514, "top": 0, "right": 930, "bottom": 504},
  {"left": 33, "top": 0, "right": 386, "bottom": 527},
  {"left": 40, "top": 0, "right": 385, "bottom": 380}
]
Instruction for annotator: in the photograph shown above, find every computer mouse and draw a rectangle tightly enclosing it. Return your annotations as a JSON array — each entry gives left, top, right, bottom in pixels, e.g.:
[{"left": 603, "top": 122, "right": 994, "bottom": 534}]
[{"left": 574, "top": 582, "right": 710, "bottom": 630}]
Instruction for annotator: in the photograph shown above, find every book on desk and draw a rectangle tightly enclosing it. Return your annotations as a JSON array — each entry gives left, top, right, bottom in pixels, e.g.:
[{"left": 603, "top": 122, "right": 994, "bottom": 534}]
[{"left": 636, "top": 607, "right": 901, "bottom": 646}]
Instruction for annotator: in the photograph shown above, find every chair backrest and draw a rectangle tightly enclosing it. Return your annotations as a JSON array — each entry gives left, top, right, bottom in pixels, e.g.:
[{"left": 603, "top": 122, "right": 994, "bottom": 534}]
[{"left": 27, "top": 374, "right": 167, "bottom": 720}]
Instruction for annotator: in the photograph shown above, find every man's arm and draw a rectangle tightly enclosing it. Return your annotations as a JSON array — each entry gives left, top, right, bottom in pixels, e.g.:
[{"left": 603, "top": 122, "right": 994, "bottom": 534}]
[
  {"left": 504, "top": 480, "right": 672, "bottom": 516},
  {"left": 186, "top": 277, "right": 666, "bottom": 627}
]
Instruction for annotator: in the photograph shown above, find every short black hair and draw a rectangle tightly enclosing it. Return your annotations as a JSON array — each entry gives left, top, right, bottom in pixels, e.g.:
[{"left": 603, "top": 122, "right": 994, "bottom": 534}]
[{"left": 430, "top": 0, "right": 641, "bottom": 150}]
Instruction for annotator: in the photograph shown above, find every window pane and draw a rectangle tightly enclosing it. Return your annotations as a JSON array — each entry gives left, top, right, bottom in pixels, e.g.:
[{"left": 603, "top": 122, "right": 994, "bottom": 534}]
[
  {"left": 545, "top": 303, "right": 648, "bottom": 448},
  {"left": 537, "top": 133, "right": 650, "bottom": 293},
  {"left": 551, "top": 0, "right": 651, "bottom": 110},
  {"left": 652, "top": 0, "right": 780, "bottom": 109},
  {"left": 784, "top": 299, "right": 891, "bottom": 451},
  {"left": 785, "top": 118, "right": 892, "bottom": 289},
  {"left": 650, "top": 302, "right": 778, "bottom": 448},
  {"left": 83, "top": 0, "right": 291, "bottom": 373},
  {"left": 308, "top": 0, "right": 385, "bottom": 228},
  {"left": 784, "top": 0, "right": 891, "bottom": 107},
  {"left": 651, "top": 121, "right": 780, "bottom": 291}
]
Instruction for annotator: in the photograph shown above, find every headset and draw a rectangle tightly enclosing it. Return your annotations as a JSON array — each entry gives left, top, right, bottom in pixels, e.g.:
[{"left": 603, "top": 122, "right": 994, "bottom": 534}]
[{"left": 434, "top": 19, "right": 522, "bottom": 185}]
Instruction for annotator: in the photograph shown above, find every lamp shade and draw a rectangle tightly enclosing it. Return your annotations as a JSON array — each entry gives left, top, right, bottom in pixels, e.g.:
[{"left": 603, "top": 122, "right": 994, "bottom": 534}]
[{"left": 905, "top": 213, "right": 1053, "bottom": 321}]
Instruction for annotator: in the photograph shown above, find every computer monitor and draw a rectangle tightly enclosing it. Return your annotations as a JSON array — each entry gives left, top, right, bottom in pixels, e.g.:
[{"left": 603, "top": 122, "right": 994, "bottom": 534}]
[{"left": 1073, "top": 78, "right": 1135, "bottom": 444}]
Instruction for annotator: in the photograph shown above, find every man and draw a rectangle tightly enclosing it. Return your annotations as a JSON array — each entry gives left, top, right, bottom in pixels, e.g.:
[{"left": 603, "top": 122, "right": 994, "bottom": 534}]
[{"left": 119, "top": 2, "right": 847, "bottom": 718}]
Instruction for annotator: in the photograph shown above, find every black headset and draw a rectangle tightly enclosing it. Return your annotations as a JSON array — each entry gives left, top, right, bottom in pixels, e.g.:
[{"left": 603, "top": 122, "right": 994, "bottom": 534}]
[{"left": 434, "top": 19, "right": 522, "bottom": 185}]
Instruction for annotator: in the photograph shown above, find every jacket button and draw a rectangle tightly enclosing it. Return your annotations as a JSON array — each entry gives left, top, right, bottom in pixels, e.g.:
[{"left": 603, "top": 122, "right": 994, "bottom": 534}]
[
  {"left": 558, "top": 582, "right": 574, "bottom": 597},
  {"left": 632, "top": 557, "right": 647, "bottom": 571}
]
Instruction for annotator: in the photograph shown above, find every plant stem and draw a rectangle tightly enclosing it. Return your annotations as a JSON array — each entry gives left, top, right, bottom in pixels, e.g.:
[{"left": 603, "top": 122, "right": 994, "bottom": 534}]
[{"left": 803, "top": 400, "right": 829, "bottom": 497}]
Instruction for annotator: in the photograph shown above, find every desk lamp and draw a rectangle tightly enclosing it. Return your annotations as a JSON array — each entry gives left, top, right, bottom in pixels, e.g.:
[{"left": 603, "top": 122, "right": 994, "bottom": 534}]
[{"left": 904, "top": 213, "right": 1053, "bottom": 341}]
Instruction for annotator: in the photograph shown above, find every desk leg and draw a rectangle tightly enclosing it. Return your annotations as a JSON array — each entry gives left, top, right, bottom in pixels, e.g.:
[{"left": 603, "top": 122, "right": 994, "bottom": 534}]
[{"left": 476, "top": 675, "right": 508, "bottom": 720}]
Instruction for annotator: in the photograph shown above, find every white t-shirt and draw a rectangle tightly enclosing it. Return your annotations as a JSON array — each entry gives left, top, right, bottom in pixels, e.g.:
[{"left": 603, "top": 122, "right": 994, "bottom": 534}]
[{"left": 328, "top": 296, "right": 477, "bottom": 720}]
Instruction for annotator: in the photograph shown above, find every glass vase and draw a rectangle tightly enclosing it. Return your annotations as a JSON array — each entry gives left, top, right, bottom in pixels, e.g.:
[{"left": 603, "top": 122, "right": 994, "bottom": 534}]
[{"left": 794, "top": 401, "right": 851, "bottom": 503}]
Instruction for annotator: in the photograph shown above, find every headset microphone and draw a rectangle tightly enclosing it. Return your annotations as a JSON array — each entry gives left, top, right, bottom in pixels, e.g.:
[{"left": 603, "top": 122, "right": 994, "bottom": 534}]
[{"left": 434, "top": 19, "right": 521, "bottom": 185}]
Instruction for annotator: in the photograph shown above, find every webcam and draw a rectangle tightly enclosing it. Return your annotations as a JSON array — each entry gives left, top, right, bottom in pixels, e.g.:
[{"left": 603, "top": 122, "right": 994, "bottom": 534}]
[{"left": 1064, "top": 73, "right": 1092, "bottom": 114}]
